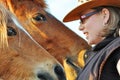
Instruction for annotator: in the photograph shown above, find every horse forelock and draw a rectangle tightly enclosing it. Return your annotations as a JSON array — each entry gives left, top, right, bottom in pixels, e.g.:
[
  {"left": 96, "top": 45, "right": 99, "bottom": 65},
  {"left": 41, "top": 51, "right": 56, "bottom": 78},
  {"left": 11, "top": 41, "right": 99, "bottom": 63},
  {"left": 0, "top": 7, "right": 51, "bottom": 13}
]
[
  {"left": 11, "top": 0, "right": 47, "bottom": 9},
  {"left": 33, "top": 0, "right": 47, "bottom": 9},
  {"left": 0, "top": 4, "right": 9, "bottom": 49}
]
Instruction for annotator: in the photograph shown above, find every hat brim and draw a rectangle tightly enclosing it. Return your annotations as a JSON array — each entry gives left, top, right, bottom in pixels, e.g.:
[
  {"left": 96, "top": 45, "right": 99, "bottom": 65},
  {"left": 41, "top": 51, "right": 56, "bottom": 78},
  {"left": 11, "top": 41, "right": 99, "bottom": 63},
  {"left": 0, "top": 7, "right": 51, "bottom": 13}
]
[{"left": 63, "top": 0, "right": 120, "bottom": 22}]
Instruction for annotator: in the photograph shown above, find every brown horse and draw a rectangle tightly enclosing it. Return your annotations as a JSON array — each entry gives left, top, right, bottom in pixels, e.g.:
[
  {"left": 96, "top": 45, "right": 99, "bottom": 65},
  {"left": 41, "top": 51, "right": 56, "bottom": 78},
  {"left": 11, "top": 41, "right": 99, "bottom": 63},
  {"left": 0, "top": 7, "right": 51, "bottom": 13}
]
[
  {"left": 0, "top": 3, "right": 66, "bottom": 80},
  {"left": 1, "top": 0, "right": 91, "bottom": 80}
]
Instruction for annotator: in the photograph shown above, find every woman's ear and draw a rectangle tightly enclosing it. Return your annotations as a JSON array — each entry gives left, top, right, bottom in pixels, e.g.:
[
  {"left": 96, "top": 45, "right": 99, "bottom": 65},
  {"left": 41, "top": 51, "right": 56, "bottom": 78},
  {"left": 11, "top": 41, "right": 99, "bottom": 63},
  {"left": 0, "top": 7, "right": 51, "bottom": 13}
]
[{"left": 101, "top": 8, "right": 110, "bottom": 25}]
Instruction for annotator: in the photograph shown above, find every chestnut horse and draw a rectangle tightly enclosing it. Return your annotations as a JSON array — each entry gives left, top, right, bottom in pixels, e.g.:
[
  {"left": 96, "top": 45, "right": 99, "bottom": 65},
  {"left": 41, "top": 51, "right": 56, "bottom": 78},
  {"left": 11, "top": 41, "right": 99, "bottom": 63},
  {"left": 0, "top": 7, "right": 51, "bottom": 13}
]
[
  {"left": 1, "top": 0, "right": 91, "bottom": 80},
  {"left": 0, "top": 4, "right": 66, "bottom": 80}
]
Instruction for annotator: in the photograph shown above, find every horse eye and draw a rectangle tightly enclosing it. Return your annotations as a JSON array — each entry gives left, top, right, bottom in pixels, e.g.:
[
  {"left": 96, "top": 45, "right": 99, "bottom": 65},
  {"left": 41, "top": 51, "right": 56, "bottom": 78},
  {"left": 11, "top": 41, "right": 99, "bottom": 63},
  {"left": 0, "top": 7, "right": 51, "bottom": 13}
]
[
  {"left": 32, "top": 13, "right": 46, "bottom": 22},
  {"left": 7, "top": 26, "right": 17, "bottom": 36}
]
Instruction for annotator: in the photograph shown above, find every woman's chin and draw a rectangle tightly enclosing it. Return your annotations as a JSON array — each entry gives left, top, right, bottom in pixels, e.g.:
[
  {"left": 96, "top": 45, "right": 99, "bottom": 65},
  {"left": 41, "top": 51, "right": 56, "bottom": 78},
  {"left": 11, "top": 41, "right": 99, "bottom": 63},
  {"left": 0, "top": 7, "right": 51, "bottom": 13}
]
[{"left": 87, "top": 39, "right": 95, "bottom": 46}]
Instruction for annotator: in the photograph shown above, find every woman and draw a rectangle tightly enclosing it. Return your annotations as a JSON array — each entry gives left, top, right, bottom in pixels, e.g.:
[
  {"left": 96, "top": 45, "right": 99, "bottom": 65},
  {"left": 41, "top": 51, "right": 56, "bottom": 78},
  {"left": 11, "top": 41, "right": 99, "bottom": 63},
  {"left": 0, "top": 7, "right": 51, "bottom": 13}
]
[{"left": 63, "top": 0, "right": 120, "bottom": 80}]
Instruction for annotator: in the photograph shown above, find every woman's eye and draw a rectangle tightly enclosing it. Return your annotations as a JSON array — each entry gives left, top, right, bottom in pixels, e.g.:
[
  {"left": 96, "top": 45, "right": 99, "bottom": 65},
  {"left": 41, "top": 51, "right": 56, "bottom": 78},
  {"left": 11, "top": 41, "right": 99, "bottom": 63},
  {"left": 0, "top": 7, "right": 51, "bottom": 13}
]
[{"left": 32, "top": 13, "right": 46, "bottom": 22}]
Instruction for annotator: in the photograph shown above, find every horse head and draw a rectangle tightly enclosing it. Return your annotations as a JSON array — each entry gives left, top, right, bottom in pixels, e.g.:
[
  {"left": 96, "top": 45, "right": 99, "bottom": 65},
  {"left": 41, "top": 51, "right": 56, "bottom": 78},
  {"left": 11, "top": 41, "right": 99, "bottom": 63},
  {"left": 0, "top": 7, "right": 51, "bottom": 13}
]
[
  {"left": 1, "top": 0, "right": 91, "bottom": 80},
  {"left": 0, "top": 3, "right": 66, "bottom": 80},
  {"left": 2, "top": 0, "right": 91, "bottom": 64}
]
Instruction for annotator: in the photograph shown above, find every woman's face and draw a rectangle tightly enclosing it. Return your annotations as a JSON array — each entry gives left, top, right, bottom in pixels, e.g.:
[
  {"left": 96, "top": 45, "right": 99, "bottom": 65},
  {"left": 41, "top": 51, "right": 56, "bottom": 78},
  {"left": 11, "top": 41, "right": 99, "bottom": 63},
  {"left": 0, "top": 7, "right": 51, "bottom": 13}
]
[{"left": 79, "top": 8, "right": 109, "bottom": 45}]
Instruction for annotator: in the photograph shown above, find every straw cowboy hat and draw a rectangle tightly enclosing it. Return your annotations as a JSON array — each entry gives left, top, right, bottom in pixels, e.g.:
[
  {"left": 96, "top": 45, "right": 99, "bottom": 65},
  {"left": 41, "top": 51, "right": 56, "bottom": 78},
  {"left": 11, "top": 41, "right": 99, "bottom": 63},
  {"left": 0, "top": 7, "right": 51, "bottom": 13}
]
[{"left": 63, "top": 0, "right": 120, "bottom": 22}]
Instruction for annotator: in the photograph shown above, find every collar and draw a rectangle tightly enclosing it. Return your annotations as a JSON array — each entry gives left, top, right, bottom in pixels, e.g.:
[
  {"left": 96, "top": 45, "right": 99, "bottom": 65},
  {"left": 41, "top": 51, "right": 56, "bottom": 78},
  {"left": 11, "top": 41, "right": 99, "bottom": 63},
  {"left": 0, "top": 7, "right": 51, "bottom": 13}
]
[{"left": 92, "top": 36, "right": 117, "bottom": 51}]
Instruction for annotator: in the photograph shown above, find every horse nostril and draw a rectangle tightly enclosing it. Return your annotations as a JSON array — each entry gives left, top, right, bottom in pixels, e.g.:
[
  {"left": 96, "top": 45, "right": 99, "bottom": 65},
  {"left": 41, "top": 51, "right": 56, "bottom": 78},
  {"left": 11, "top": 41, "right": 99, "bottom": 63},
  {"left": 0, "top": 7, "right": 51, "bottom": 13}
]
[
  {"left": 54, "top": 65, "right": 63, "bottom": 75},
  {"left": 54, "top": 65, "right": 66, "bottom": 80},
  {"left": 37, "top": 74, "right": 47, "bottom": 80},
  {"left": 37, "top": 73, "right": 53, "bottom": 80}
]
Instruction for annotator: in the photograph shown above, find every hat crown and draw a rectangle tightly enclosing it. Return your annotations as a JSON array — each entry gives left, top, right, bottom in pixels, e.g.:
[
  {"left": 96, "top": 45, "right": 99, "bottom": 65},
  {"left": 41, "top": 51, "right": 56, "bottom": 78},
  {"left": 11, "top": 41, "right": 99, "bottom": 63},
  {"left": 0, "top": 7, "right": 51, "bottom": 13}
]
[{"left": 78, "top": 0, "right": 92, "bottom": 5}]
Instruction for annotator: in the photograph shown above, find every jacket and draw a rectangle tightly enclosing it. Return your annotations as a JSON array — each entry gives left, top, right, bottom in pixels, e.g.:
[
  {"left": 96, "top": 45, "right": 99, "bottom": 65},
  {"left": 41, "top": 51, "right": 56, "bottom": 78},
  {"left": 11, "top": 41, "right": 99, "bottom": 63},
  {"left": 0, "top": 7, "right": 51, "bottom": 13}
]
[{"left": 77, "top": 37, "right": 120, "bottom": 80}]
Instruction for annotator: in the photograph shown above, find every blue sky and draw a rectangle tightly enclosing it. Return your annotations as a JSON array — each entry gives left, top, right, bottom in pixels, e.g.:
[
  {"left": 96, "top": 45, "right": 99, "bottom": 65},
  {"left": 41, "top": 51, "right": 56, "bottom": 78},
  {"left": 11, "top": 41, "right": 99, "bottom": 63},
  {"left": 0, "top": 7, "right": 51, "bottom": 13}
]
[{"left": 46, "top": 0, "right": 86, "bottom": 40}]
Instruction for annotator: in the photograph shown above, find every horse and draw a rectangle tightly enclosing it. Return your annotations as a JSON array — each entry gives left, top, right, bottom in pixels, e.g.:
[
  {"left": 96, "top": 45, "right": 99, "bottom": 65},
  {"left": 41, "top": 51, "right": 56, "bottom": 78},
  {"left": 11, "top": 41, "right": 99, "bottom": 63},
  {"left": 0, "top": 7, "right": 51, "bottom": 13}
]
[
  {"left": 0, "top": 0, "right": 91, "bottom": 80},
  {"left": 0, "top": 3, "right": 66, "bottom": 80}
]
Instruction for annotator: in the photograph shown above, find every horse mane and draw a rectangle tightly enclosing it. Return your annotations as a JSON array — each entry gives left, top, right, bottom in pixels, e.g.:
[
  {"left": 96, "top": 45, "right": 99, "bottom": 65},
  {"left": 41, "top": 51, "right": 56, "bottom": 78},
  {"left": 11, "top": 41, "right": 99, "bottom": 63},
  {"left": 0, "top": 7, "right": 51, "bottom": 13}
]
[{"left": 0, "top": 4, "right": 9, "bottom": 49}]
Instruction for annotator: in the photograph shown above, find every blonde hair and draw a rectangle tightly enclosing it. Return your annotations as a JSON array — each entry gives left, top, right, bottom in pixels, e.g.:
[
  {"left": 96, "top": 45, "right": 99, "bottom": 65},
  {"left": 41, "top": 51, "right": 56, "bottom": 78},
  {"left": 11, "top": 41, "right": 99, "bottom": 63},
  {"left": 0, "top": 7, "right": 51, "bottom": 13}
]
[{"left": 95, "top": 6, "right": 120, "bottom": 37}]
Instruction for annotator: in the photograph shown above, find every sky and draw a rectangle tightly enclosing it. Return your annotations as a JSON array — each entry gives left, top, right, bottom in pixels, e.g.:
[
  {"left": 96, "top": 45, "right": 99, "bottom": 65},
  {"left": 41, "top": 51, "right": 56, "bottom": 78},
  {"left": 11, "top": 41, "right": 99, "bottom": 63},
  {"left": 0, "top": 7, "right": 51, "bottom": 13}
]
[{"left": 46, "top": 0, "right": 86, "bottom": 40}]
